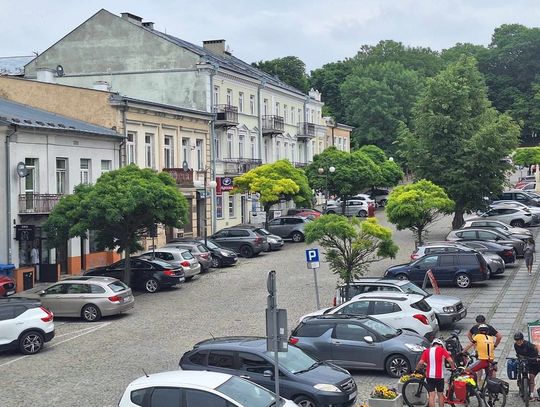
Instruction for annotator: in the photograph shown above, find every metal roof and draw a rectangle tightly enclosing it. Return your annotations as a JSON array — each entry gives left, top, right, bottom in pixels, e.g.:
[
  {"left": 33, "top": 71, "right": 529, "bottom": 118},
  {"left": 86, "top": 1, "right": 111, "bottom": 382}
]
[
  {"left": 0, "top": 98, "right": 121, "bottom": 138},
  {"left": 0, "top": 56, "right": 34, "bottom": 76}
]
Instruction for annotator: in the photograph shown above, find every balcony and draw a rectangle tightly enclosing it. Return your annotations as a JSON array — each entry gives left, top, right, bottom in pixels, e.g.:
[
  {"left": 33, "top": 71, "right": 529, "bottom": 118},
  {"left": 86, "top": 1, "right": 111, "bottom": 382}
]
[
  {"left": 19, "top": 193, "right": 62, "bottom": 214},
  {"left": 293, "top": 162, "right": 309, "bottom": 169},
  {"left": 162, "top": 168, "right": 194, "bottom": 187},
  {"left": 297, "top": 122, "right": 316, "bottom": 140},
  {"left": 217, "top": 158, "right": 262, "bottom": 175},
  {"left": 262, "top": 115, "right": 284, "bottom": 136},
  {"left": 214, "top": 104, "right": 239, "bottom": 128}
]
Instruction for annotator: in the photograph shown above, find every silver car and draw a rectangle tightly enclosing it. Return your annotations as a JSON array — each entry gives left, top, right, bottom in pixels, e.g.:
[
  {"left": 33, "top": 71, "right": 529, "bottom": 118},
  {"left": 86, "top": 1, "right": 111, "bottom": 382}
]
[
  {"left": 324, "top": 199, "right": 370, "bottom": 217},
  {"left": 266, "top": 216, "right": 310, "bottom": 242},
  {"left": 19, "top": 276, "right": 134, "bottom": 322},
  {"left": 471, "top": 205, "right": 533, "bottom": 227},
  {"left": 162, "top": 241, "right": 211, "bottom": 272},
  {"left": 141, "top": 248, "right": 201, "bottom": 280},
  {"left": 461, "top": 219, "right": 532, "bottom": 237}
]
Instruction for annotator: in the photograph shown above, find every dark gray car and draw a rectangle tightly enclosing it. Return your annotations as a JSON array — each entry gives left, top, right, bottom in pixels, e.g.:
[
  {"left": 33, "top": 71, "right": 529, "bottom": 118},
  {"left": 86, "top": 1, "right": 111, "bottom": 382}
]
[
  {"left": 266, "top": 216, "right": 310, "bottom": 242},
  {"left": 211, "top": 227, "right": 266, "bottom": 258},
  {"left": 290, "top": 315, "right": 428, "bottom": 378},
  {"left": 446, "top": 228, "right": 526, "bottom": 256}
]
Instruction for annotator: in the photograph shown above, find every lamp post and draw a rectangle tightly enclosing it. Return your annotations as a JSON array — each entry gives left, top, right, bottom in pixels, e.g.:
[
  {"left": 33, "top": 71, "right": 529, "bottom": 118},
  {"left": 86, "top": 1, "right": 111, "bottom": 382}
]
[
  {"left": 318, "top": 166, "right": 335, "bottom": 207},
  {"left": 204, "top": 172, "right": 217, "bottom": 247}
]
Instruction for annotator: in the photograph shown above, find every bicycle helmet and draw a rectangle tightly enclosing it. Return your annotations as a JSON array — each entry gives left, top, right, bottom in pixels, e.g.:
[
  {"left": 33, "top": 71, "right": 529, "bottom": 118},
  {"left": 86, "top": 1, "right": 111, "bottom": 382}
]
[
  {"left": 475, "top": 315, "right": 486, "bottom": 323},
  {"left": 432, "top": 338, "right": 444, "bottom": 346},
  {"left": 514, "top": 332, "right": 524, "bottom": 341},
  {"left": 478, "top": 324, "right": 489, "bottom": 333}
]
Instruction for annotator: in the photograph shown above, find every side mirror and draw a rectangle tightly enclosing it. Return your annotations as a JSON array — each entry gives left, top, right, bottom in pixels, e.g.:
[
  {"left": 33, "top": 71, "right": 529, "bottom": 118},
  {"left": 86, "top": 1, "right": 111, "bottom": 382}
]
[
  {"left": 364, "top": 335, "right": 374, "bottom": 344},
  {"left": 38, "top": 290, "right": 46, "bottom": 296},
  {"left": 263, "top": 370, "right": 274, "bottom": 380},
  {"left": 495, "top": 236, "right": 501, "bottom": 241}
]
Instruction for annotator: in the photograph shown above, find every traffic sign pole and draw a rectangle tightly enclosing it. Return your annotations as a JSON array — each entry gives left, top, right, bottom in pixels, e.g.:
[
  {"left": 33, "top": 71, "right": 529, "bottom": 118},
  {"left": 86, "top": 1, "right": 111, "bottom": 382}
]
[
  {"left": 313, "top": 267, "right": 320, "bottom": 309},
  {"left": 305, "top": 249, "right": 321, "bottom": 309}
]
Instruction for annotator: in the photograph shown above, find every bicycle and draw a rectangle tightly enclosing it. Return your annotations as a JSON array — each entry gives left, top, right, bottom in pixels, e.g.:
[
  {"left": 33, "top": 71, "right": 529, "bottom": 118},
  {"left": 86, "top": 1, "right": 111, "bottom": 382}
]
[
  {"left": 507, "top": 356, "right": 539, "bottom": 407},
  {"left": 462, "top": 352, "right": 507, "bottom": 407}
]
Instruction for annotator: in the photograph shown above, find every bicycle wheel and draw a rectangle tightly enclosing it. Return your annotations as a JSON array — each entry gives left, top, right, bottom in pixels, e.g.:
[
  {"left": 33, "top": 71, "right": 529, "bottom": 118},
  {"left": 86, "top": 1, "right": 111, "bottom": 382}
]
[
  {"left": 465, "top": 389, "right": 483, "bottom": 407},
  {"left": 481, "top": 387, "right": 507, "bottom": 407},
  {"left": 402, "top": 378, "right": 428, "bottom": 407},
  {"left": 523, "top": 378, "right": 530, "bottom": 407}
]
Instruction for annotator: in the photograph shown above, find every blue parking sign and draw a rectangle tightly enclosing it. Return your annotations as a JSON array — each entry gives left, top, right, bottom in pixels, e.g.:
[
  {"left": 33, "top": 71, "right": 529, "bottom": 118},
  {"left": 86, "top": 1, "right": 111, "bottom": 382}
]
[{"left": 305, "top": 248, "right": 319, "bottom": 263}]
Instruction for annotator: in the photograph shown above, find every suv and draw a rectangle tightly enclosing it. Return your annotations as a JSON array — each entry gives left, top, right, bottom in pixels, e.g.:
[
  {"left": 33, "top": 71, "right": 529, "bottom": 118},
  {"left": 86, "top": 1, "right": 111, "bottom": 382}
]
[
  {"left": 324, "top": 199, "right": 370, "bottom": 217},
  {"left": 179, "top": 336, "right": 357, "bottom": 406},
  {"left": 470, "top": 206, "right": 533, "bottom": 227},
  {"left": 333, "top": 278, "right": 466, "bottom": 326},
  {"left": 446, "top": 228, "right": 526, "bottom": 256},
  {"left": 493, "top": 190, "right": 540, "bottom": 207},
  {"left": 210, "top": 227, "right": 266, "bottom": 258},
  {"left": 266, "top": 216, "right": 309, "bottom": 242},
  {"left": 235, "top": 224, "right": 284, "bottom": 251},
  {"left": 0, "top": 297, "right": 54, "bottom": 354},
  {"left": 363, "top": 188, "right": 390, "bottom": 207},
  {"left": 384, "top": 252, "right": 488, "bottom": 288},
  {"left": 290, "top": 315, "right": 428, "bottom": 377}
]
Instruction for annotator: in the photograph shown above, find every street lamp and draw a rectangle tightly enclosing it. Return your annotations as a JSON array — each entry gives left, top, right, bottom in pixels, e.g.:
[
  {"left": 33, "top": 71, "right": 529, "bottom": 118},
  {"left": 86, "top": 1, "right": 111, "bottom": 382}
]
[
  {"left": 318, "top": 166, "right": 335, "bottom": 207},
  {"left": 204, "top": 175, "right": 217, "bottom": 247}
]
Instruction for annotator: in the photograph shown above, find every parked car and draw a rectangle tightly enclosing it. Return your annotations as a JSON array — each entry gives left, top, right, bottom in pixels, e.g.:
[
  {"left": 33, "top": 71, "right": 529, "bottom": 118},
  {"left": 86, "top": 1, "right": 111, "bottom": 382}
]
[
  {"left": 493, "top": 190, "right": 540, "bottom": 207},
  {"left": 290, "top": 315, "right": 428, "bottom": 377},
  {"left": 0, "top": 297, "right": 54, "bottom": 355},
  {"left": 194, "top": 239, "right": 238, "bottom": 268},
  {"left": 363, "top": 188, "right": 390, "bottom": 207},
  {"left": 332, "top": 278, "right": 467, "bottom": 326},
  {"left": 179, "top": 336, "right": 357, "bottom": 407},
  {"left": 457, "top": 240, "right": 516, "bottom": 264},
  {"left": 384, "top": 251, "right": 488, "bottom": 288},
  {"left": 301, "top": 292, "right": 439, "bottom": 340},
  {"left": 469, "top": 206, "right": 533, "bottom": 227},
  {"left": 118, "top": 370, "right": 298, "bottom": 407},
  {"left": 236, "top": 224, "right": 284, "bottom": 251},
  {"left": 516, "top": 182, "right": 536, "bottom": 190},
  {"left": 140, "top": 248, "right": 201, "bottom": 280},
  {"left": 266, "top": 216, "right": 310, "bottom": 242},
  {"left": 324, "top": 199, "right": 370, "bottom": 217},
  {"left": 85, "top": 258, "right": 185, "bottom": 293},
  {"left": 0, "top": 276, "right": 15, "bottom": 297},
  {"left": 491, "top": 201, "right": 540, "bottom": 223},
  {"left": 287, "top": 207, "right": 322, "bottom": 216},
  {"left": 515, "top": 175, "right": 536, "bottom": 189},
  {"left": 163, "top": 241, "right": 211, "bottom": 272},
  {"left": 18, "top": 276, "right": 134, "bottom": 322},
  {"left": 350, "top": 194, "right": 376, "bottom": 206},
  {"left": 461, "top": 219, "right": 532, "bottom": 237},
  {"left": 446, "top": 228, "right": 526, "bottom": 256},
  {"left": 210, "top": 227, "right": 266, "bottom": 258},
  {"left": 296, "top": 209, "right": 322, "bottom": 219}
]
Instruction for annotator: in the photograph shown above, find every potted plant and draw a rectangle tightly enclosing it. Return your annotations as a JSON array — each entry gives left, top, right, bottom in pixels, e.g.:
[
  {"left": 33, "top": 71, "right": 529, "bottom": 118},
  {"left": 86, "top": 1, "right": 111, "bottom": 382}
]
[
  {"left": 397, "top": 372, "right": 424, "bottom": 392},
  {"left": 368, "top": 385, "right": 403, "bottom": 407}
]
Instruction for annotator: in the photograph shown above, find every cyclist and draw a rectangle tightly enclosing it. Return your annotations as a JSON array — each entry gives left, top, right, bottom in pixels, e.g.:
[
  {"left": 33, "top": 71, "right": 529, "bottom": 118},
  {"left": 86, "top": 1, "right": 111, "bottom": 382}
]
[
  {"left": 467, "top": 314, "right": 502, "bottom": 348},
  {"left": 463, "top": 324, "right": 495, "bottom": 380},
  {"left": 415, "top": 338, "right": 456, "bottom": 407},
  {"left": 514, "top": 331, "right": 540, "bottom": 401}
]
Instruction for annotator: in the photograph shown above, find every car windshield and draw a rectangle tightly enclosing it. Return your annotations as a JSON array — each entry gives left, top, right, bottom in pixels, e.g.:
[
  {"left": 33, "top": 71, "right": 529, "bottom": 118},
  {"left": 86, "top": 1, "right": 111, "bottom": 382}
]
[
  {"left": 265, "top": 346, "right": 319, "bottom": 374},
  {"left": 400, "top": 282, "right": 427, "bottom": 296},
  {"left": 181, "top": 251, "right": 195, "bottom": 260},
  {"left": 204, "top": 240, "right": 220, "bottom": 250},
  {"left": 216, "top": 376, "right": 282, "bottom": 407},
  {"left": 255, "top": 228, "right": 271, "bottom": 236},
  {"left": 362, "top": 318, "right": 400, "bottom": 339},
  {"left": 108, "top": 281, "right": 128, "bottom": 292}
]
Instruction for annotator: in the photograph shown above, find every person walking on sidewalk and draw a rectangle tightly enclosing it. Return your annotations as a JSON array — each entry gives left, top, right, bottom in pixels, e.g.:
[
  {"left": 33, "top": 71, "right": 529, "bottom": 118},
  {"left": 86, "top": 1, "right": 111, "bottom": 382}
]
[
  {"left": 524, "top": 238, "right": 535, "bottom": 276},
  {"left": 514, "top": 332, "right": 540, "bottom": 401}
]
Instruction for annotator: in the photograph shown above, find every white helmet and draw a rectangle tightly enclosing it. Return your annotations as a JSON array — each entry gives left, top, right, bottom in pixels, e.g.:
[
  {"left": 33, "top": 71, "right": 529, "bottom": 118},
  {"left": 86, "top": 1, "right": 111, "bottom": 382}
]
[{"left": 432, "top": 338, "right": 444, "bottom": 347}]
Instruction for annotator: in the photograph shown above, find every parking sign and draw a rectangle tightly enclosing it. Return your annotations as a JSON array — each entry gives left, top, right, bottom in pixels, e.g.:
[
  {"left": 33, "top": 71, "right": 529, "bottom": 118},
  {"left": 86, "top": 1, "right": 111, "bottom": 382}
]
[{"left": 305, "top": 248, "right": 320, "bottom": 269}]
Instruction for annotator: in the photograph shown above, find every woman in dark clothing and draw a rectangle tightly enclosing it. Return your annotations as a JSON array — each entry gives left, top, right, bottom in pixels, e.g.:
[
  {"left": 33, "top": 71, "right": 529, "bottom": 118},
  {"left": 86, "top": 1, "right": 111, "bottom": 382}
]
[{"left": 524, "top": 238, "right": 535, "bottom": 276}]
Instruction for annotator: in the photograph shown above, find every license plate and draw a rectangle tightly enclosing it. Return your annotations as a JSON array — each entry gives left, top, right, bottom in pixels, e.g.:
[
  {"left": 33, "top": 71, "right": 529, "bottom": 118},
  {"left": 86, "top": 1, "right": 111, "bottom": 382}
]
[
  {"left": 124, "top": 296, "right": 131, "bottom": 302},
  {"left": 460, "top": 310, "right": 466, "bottom": 318},
  {"left": 349, "top": 391, "right": 357, "bottom": 401},
  {"left": 430, "top": 314, "right": 435, "bottom": 321},
  {"left": 6, "top": 290, "right": 15, "bottom": 296}
]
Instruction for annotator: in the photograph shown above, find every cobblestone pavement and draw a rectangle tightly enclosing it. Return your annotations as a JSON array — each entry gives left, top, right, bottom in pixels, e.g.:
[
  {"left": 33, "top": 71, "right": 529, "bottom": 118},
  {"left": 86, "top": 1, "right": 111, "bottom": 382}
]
[{"left": 0, "top": 209, "right": 536, "bottom": 406}]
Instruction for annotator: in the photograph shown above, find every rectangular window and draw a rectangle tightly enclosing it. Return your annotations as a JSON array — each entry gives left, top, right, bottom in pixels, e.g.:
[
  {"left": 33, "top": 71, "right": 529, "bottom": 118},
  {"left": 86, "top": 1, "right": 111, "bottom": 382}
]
[
  {"left": 291, "top": 106, "right": 295, "bottom": 124},
  {"left": 275, "top": 102, "right": 280, "bottom": 116},
  {"left": 182, "top": 138, "right": 190, "bottom": 167},
  {"left": 263, "top": 99, "right": 268, "bottom": 115},
  {"left": 214, "top": 137, "right": 220, "bottom": 159},
  {"left": 250, "top": 95, "right": 255, "bottom": 115},
  {"left": 250, "top": 136, "right": 256, "bottom": 159},
  {"left": 298, "top": 108, "right": 302, "bottom": 122},
  {"left": 216, "top": 196, "right": 223, "bottom": 218},
  {"left": 284, "top": 104, "right": 288, "bottom": 123},
  {"left": 227, "top": 133, "right": 233, "bottom": 158},
  {"left": 80, "top": 159, "right": 91, "bottom": 185},
  {"left": 228, "top": 195, "right": 235, "bottom": 217},
  {"left": 284, "top": 142, "right": 289, "bottom": 160},
  {"left": 238, "top": 92, "right": 244, "bottom": 112},
  {"left": 100, "top": 160, "right": 112, "bottom": 175},
  {"left": 144, "top": 133, "right": 153, "bottom": 168},
  {"left": 292, "top": 143, "right": 296, "bottom": 162},
  {"left": 56, "top": 158, "right": 67, "bottom": 194},
  {"left": 276, "top": 140, "right": 281, "bottom": 160},
  {"left": 196, "top": 139, "right": 203, "bottom": 170},
  {"left": 226, "top": 89, "right": 233, "bottom": 106},
  {"left": 214, "top": 86, "right": 220, "bottom": 105},
  {"left": 239, "top": 135, "right": 245, "bottom": 159},
  {"left": 164, "top": 136, "right": 174, "bottom": 168},
  {"left": 127, "top": 132, "right": 136, "bottom": 164}
]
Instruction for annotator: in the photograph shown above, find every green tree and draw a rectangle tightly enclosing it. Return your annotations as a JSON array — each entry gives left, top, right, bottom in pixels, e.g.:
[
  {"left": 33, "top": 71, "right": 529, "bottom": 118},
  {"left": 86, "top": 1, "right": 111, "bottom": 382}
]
[
  {"left": 386, "top": 180, "right": 455, "bottom": 246},
  {"left": 44, "top": 165, "right": 189, "bottom": 285},
  {"left": 358, "top": 145, "right": 404, "bottom": 187},
  {"left": 252, "top": 56, "right": 309, "bottom": 93},
  {"left": 305, "top": 215, "right": 398, "bottom": 301},
  {"left": 233, "top": 160, "right": 312, "bottom": 226},
  {"left": 400, "top": 56, "right": 520, "bottom": 229}
]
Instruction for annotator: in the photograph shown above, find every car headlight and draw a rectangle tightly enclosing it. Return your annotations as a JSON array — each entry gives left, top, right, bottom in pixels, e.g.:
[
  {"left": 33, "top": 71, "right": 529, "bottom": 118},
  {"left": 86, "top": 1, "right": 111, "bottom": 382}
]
[
  {"left": 405, "top": 343, "right": 425, "bottom": 352},
  {"left": 220, "top": 250, "right": 231, "bottom": 256},
  {"left": 268, "top": 238, "right": 277, "bottom": 243},
  {"left": 443, "top": 306, "right": 455, "bottom": 313},
  {"left": 314, "top": 384, "right": 342, "bottom": 393}
]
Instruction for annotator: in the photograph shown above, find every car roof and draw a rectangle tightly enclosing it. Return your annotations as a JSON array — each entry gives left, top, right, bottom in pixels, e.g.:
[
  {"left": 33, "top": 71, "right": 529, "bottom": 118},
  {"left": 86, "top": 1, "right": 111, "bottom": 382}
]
[
  {"left": 127, "top": 370, "right": 230, "bottom": 389},
  {"left": 350, "top": 292, "right": 424, "bottom": 301},
  {"left": 302, "top": 314, "right": 376, "bottom": 323},
  {"left": 61, "top": 276, "right": 120, "bottom": 283},
  {"left": 0, "top": 297, "right": 40, "bottom": 306},
  {"left": 156, "top": 245, "right": 193, "bottom": 252},
  {"left": 336, "top": 277, "right": 408, "bottom": 287},
  {"left": 194, "top": 336, "right": 266, "bottom": 350}
]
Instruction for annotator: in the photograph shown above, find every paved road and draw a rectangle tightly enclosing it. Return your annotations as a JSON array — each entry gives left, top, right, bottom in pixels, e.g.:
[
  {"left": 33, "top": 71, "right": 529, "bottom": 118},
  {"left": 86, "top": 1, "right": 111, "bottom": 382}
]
[{"left": 0, "top": 209, "right": 535, "bottom": 406}]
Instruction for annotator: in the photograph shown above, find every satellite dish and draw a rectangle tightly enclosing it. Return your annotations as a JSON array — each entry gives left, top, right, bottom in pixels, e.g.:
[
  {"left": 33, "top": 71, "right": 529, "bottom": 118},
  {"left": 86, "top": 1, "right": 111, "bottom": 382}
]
[
  {"left": 16, "top": 162, "right": 30, "bottom": 177},
  {"left": 56, "top": 65, "right": 65, "bottom": 77}
]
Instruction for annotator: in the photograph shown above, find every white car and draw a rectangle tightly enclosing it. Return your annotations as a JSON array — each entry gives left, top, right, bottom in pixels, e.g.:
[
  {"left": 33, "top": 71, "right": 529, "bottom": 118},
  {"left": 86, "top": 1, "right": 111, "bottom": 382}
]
[
  {"left": 300, "top": 292, "right": 439, "bottom": 339},
  {"left": 350, "top": 194, "right": 376, "bottom": 206},
  {"left": 472, "top": 205, "right": 534, "bottom": 227},
  {"left": 0, "top": 297, "right": 55, "bottom": 354},
  {"left": 119, "top": 370, "right": 298, "bottom": 407}
]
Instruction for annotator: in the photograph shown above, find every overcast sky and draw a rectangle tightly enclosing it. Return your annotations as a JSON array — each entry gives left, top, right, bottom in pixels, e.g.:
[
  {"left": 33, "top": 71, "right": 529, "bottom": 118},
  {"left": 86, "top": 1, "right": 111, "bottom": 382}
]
[{"left": 3, "top": 0, "right": 540, "bottom": 71}]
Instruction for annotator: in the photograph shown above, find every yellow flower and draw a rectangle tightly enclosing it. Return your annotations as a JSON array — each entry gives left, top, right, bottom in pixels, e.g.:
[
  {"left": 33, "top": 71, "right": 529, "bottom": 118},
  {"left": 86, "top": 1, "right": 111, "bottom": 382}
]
[{"left": 372, "top": 385, "right": 398, "bottom": 399}]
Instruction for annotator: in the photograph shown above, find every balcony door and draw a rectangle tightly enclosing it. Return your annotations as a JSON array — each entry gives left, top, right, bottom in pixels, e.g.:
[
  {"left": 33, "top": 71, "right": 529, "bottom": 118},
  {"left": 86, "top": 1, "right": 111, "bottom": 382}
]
[{"left": 23, "top": 158, "right": 37, "bottom": 211}]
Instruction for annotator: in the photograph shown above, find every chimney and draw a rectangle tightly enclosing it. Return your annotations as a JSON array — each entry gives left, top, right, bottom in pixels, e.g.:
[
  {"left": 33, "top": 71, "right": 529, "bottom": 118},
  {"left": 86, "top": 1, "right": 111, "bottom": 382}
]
[
  {"left": 121, "top": 12, "right": 143, "bottom": 26},
  {"left": 36, "top": 68, "right": 56, "bottom": 83},
  {"left": 142, "top": 21, "right": 154, "bottom": 30},
  {"left": 203, "top": 39, "right": 226, "bottom": 56}
]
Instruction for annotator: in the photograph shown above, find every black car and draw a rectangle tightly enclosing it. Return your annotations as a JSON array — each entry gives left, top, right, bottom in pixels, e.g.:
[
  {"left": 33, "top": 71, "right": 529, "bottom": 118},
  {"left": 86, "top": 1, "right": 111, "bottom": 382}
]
[
  {"left": 384, "top": 252, "right": 488, "bottom": 288},
  {"left": 180, "top": 336, "right": 357, "bottom": 407},
  {"left": 458, "top": 240, "right": 516, "bottom": 264},
  {"left": 85, "top": 258, "right": 184, "bottom": 293},
  {"left": 174, "top": 238, "right": 238, "bottom": 268}
]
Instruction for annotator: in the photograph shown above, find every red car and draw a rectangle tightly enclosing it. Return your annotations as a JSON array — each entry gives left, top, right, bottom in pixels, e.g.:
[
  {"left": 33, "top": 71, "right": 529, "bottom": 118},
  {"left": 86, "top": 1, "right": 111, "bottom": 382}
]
[
  {"left": 296, "top": 210, "right": 321, "bottom": 219},
  {"left": 0, "top": 276, "right": 16, "bottom": 297}
]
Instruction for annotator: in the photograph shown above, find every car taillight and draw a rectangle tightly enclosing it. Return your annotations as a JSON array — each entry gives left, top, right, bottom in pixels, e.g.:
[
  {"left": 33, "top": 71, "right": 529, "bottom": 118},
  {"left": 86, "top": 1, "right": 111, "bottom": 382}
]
[
  {"left": 503, "top": 249, "right": 513, "bottom": 256},
  {"left": 480, "top": 262, "right": 486, "bottom": 274},
  {"left": 108, "top": 295, "right": 122, "bottom": 302},
  {"left": 289, "top": 337, "right": 299, "bottom": 345},
  {"left": 255, "top": 237, "right": 263, "bottom": 244},
  {"left": 40, "top": 306, "right": 53, "bottom": 322},
  {"left": 180, "top": 261, "right": 191, "bottom": 268},
  {"left": 201, "top": 253, "right": 209, "bottom": 259},
  {"left": 413, "top": 314, "right": 429, "bottom": 325},
  {"left": 411, "top": 253, "right": 418, "bottom": 260},
  {"left": 163, "top": 269, "right": 176, "bottom": 276}
]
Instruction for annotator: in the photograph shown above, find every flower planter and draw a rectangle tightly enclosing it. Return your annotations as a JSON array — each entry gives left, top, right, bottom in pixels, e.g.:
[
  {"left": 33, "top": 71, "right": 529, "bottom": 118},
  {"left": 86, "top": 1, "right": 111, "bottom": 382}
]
[
  {"left": 368, "top": 394, "right": 403, "bottom": 407},
  {"left": 397, "top": 382, "right": 404, "bottom": 393}
]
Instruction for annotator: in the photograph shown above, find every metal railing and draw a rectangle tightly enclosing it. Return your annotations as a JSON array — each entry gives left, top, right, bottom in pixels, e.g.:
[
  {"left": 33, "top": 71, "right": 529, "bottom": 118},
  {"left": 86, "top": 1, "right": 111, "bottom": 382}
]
[
  {"left": 262, "top": 115, "right": 285, "bottom": 134},
  {"left": 214, "top": 104, "right": 239, "bottom": 126},
  {"left": 19, "top": 193, "right": 63, "bottom": 214},
  {"left": 162, "top": 168, "right": 194, "bottom": 187},
  {"left": 297, "top": 122, "right": 316, "bottom": 138}
]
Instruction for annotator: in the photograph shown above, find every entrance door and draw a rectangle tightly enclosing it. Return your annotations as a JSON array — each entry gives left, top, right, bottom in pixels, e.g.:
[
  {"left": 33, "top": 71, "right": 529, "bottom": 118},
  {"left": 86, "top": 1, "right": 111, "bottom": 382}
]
[
  {"left": 196, "top": 196, "right": 205, "bottom": 238},
  {"left": 57, "top": 241, "right": 68, "bottom": 275},
  {"left": 241, "top": 196, "right": 246, "bottom": 223}
]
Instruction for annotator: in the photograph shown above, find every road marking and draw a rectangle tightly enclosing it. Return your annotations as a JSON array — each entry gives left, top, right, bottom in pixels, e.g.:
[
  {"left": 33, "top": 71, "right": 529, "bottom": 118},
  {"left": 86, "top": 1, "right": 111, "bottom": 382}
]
[
  {"left": 55, "top": 323, "right": 109, "bottom": 338},
  {"left": 0, "top": 322, "right": 111, "bottom": 368}
]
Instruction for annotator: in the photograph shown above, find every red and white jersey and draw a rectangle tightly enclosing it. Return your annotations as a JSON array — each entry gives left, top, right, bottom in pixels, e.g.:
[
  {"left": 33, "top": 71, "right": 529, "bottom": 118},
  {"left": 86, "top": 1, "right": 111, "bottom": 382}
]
[{"left": 420, "top": 346, "right": 450, "bottom": 379}]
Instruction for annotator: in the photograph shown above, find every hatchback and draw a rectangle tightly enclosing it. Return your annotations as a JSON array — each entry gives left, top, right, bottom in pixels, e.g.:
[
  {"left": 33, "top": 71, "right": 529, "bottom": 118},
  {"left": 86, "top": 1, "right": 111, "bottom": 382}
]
[
  {"left": 324, "top": 199, "right": 370, "bottom": 217},
  {"left": 266, "top": 216, "right": 310, "bottom": 242},
  {"left": 493, "top": 190, "right": 540, "bottom": 207},
  {"left": 458, "top": 240, "right": 516, "bottom": 264},
  {"left": 0, "top": 276, "right": 15, "bottom": 297},
  {"left": 471, "top": 206, "right": 533, "bottom": 227},
  {"left": 163, "top": 241, "right": 211, "bottom": 272},
  {"left": 211, "top": 227, "right": 266, "bottom": 258},
  {"left": 446, "top": 228, "right": 526, "bottom": 256},
  {"left": 290, "top": 315, "right": 428, "bottom": 377},
  {"left": 19, "top": 276, "right": 134, "bottom": 322},
  {"left": 180, "top": 336, "right": 357, "bottom": 407},
  {"left": 142, "top": 248, "right": 201, "bottom": 279}
]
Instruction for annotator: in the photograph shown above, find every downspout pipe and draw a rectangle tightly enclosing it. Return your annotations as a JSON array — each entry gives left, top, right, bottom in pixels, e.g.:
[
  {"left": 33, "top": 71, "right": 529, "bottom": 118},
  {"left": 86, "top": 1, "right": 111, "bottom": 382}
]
[
  {"left": 5, "top": 126, "right": 16, "bottom": 264},
  {"left": 209, "top": 64, "right": 218, "bottom": 234},
  {"left": 257, "top": 80, "right": 266, "bottom": 163},
  {"left": 120, "top": 99, "right": 128, "bottom": 167}
]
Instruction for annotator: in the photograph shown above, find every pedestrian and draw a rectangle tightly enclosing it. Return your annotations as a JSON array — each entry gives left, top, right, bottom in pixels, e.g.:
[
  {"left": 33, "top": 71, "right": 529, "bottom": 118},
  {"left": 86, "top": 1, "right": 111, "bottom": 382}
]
[
  {"left": 514, "top": 332, "right": 540, "bottom": 401},
  {"left": 524, "top": 238, "right": 535, "bottom": 276},
  {"left": 467, "top": 315, "right": 502, "bottom": 347},
  {"left": 30, "top": 244, "right": 39, "bottom": 281}
]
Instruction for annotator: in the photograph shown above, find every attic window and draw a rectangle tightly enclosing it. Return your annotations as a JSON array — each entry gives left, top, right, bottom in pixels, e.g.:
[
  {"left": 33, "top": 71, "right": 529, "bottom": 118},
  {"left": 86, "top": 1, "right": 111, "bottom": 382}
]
[
  {"left": 47, "top": 122, "right": 56, "bottom": 127},
  {"left": 12, "top": 118, "right": 21, "bottom": 123},
  {"left": 23, "top": 120, "right": 32, "bottom": 124},
  {"left": 36, "top": 121, "right": 45, "bottom": 125},
  {"left": 57, "top": 123, "right": 66, "bottom": 128}
]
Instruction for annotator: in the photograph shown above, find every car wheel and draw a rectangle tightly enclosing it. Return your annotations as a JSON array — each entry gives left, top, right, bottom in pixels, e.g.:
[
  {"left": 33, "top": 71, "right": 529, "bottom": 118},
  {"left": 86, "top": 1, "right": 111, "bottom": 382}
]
[
  {"left": 396, "top": 273, "right": 409, "bottom": 281},
  {"left": 144, "top": 278, "right": 160, "bottom": 293},
  {"left": 210, "top": 256, "right": 222, "bottom": 268},
  {"left": 239, "top": 245, "right": 254, "bottom": 258},
  {"left": 486, "top": 266, "right": 492, "bottom": 280},
  {"left": 379, "top": 199, "right": 387, "bottom": 207},
  {"left": 185, "top": 276, "right": 194, "bottom": 281},
  {"left": 326, "top": 210, "right": 336, "bottom": 214},
  {"left": 385, "top": 354, "right": 411, "bottom": 378},
  {"left": 291, "top": 231, "right": 304, "bottom": 243},
  {"left": 358, "top": 210, "right": 368, "bottom": 217},
  {"left": 455, "top": 273, "right": 471, "bottom": 288},
  {"left": 293, "top": 395, "right": 317, "bottom": 407},
  {"left": 510, "top": 219, "right": 525, "bottom": 227},
  {"left": 81, "top": 304, "right": 102, "bottom": 322},
  {"left": 19, "top": 331, "right": 44, "bottom": 355}
]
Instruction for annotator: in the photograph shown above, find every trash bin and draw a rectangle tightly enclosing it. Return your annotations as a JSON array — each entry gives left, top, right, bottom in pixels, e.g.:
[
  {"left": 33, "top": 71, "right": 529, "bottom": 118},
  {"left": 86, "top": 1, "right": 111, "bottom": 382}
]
[
  {"left": 0, "top": 264, "right": 15, "bottom": 279},
  {"left": 368, "top": 203, "right": 376, "bottom": 217},
  {"left": 23, "top": 271, "right": 33, "bottom": 291}
]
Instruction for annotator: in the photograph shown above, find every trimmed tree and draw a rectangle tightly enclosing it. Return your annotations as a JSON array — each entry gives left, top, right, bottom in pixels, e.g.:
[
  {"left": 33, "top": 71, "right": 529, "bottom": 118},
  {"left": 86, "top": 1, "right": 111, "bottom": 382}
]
[
  {"left": 305, "top": 215, "right": 398, "bottom": 301},
  {"left": 386, "top": 180, "right": 455, "bottom": 246},
  {"left": 44, "top": 165, "right": 189, "bottom": 286},
  {"left": 359, "top": 145, "right": 404, "bottom": 188}
]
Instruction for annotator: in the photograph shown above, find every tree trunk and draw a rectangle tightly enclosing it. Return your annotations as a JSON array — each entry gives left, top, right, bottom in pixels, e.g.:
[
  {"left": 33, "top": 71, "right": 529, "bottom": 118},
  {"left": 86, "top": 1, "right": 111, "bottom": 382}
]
[
  {"left": 123, "top": 248, "right": 131, "bottom": 287},
  {"left": 417, "top": 226, "right": 424, "bottom": 247},
  {"left": 264, "top": 203, "right": 272, "bottom": 229},
  {"left": 345, "top": 280, "right": 351, "bottom": 302},
  {"left": 452, "top": 208, "right": 465, "bottom": 230}
]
